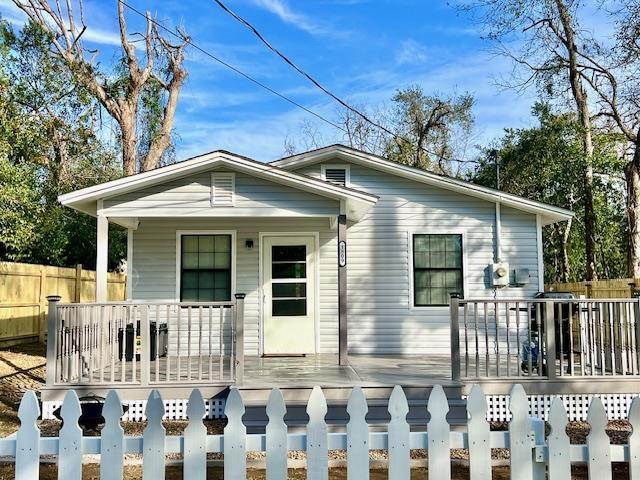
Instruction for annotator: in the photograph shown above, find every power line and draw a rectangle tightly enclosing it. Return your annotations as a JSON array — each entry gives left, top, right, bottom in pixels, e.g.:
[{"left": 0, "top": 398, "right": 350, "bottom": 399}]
[
  {"left": 119, "top": 0, "right": 346, "bottom": 133},
  {"left": 210, "top": 0, "right": 480, "bottom": 166},
  {"left": 120, "top": 0, "right": 480, "bottom": 166}
]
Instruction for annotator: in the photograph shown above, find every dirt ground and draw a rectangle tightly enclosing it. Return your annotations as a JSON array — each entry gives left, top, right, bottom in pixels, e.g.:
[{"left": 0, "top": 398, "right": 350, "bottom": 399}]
[
  {"left": 0, "top": 342, "right": 635, "bottom": 478},
  {"left": 0, "top": 464, "right": 512, "bottom": 480},
  {"left": 0, "top": 342, "right": 46, "bottom": 437}
]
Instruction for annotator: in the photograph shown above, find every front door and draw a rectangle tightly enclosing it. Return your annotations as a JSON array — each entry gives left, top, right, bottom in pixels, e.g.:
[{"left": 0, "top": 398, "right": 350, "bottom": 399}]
[{"left": 262, "top": 236, "right": 316, "bottom": 355}]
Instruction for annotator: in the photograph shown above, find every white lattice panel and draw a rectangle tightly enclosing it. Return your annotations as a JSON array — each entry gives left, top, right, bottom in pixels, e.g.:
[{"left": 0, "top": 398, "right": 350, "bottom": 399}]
[
  {"left": 42, "top": 398, "right": 226, "bottom": 421},
  {"left": 478, "top": 393, "right": 640, "bottom": 421}
]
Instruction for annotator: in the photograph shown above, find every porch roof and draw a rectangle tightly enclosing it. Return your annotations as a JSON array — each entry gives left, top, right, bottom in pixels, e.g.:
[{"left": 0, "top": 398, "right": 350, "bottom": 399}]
[{"left": 58, "top": 150, "right": 379, "bottom": 222}]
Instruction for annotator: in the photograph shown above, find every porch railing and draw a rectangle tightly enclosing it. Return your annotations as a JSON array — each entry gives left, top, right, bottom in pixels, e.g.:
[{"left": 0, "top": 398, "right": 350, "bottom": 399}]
[
  {"left": 450, "top": 294, "right": 640, "bottom": 381},
  {"left": 45, "top": 294, "right": 246, "bottom": 388}
]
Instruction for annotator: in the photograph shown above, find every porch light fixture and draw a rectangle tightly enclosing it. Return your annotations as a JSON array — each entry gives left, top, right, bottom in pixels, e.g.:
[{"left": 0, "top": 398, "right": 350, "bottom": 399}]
[{"left": 245, "top": 239, "right": 254, "bottom": 249}]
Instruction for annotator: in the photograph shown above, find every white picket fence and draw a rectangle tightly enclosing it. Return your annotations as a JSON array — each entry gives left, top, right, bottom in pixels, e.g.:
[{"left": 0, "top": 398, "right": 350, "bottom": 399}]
[{"left": 2, "top": 384, "right": 640, "bottom": 479}]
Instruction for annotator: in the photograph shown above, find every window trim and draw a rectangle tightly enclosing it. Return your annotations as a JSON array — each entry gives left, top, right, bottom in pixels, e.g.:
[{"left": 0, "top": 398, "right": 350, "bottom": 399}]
[
  {"left": 175, "top": 230, "right": 237, "bottom": 303},
  {"left": 321, "top": 164, "right": 350, "bottom": 187},
  {"left": 407, "top": 230, "right": 467, "bottom": 309}
]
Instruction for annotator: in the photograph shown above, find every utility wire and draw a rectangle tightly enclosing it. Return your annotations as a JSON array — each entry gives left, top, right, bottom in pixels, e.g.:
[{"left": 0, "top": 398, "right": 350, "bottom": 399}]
[
  {"left": 120, "top": 0, "right": 479, "bottom": 166},
  {"left": 120, "top": 0, "right": 346, "bottom": 134},
  {"left": 210, "top": 0, "right": 479, "bottom": 166}
]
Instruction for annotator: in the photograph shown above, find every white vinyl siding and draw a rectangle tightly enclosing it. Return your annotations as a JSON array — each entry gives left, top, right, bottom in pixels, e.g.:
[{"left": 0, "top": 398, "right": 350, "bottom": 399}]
[
  {"left": 131, "top": 217, "right": 338, "bottom": 355},
  {"left": 294, "top": 161, "right": 541, "bottom": 355},
  {"left": 102, "top": 169, "right": 338, "bottom": 217}
]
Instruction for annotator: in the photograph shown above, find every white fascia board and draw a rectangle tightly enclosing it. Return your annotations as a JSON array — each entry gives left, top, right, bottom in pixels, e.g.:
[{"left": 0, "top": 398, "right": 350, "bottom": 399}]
[
  {"left": 59, "top": 150, "right": 378, "bottom": 222},
  {"left": 272, "top": 146, "right": 573, "bottom": 224}
]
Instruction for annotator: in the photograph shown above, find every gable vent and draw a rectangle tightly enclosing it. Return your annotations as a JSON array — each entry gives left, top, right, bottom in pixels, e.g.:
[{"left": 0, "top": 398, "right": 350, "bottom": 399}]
[
  {"left": 324, "top": 168, "right": 347, "bottom": 187},
  {"left": 211, "top": 172, "right": 235, "bottom": 206}
]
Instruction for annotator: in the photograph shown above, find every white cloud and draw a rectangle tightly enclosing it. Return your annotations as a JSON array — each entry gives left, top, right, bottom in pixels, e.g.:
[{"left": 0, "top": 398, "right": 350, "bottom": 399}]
[
  {"left": 395, "top": 39, "right": 429, "bottom": 66},
  {"left": 248, "top": 0, "right": 335, "bottom": 37},
  {"left": 0, "top": 0, "right": 125, "bottom": 48}
]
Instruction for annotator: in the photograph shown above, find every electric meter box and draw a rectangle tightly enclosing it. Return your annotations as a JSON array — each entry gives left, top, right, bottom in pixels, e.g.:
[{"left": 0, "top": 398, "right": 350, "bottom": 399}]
[
  {"left": 514, "top": 268, "right": 530, "bottom": 286},
  {"left": 491, "top": 262, "right": 510, "bottom": 287}
]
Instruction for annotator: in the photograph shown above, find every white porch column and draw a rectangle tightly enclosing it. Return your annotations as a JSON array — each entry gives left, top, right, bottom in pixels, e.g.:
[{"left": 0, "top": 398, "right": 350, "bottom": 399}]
[{"left": 96, "top": 213, "right": 109, "bottom": 302}]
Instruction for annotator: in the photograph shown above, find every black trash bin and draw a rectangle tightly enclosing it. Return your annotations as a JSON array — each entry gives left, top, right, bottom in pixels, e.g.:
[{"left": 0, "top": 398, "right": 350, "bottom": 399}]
[
  {"left": 118, "top": 323, "right": 136, "bottom": 361},
  {"left": 118, "top": 321, "right": 163, "bottom": 361},
  {"left": 532, "top": 291, "right": 577, "bottom": 358}
]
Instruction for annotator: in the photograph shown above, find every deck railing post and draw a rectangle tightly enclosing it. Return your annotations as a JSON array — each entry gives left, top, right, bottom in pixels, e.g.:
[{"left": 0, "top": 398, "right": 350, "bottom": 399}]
[
  {"left": 450, "top": 293, "right": 461, "bottom": 382},
  {"left": 140, "top": 305, "right": 150, "bottom": 387},
  {"left": 234, "top": 293, "right": 246, "bottom": 385},
  {"left": 634, "top": 291, "right": 640, "bottom": 372},
  {"left": 45, "top": 295, "right": 61, "bottom": 386},
  {"left": 544, "top": 300, "right": 557, "bottom": 380}
]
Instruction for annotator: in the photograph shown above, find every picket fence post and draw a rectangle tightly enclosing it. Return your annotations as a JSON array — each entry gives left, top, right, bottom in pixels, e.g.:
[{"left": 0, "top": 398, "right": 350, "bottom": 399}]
[
  {"left": 387, "top": 385, "right": 410, "bottom": 479},
  {"left": 547, "top": 397, "right": 570, "bottom": 480},
  {"left": 101, "top": 390, "right": 124, "bottom": 480},
  {"left": 266, "top": 388, "right": 288, "bottom": 480},
  {"left": 587, "top": 397, "right": 612, "bottom": 480},
  {"left": 58, "top": 390, "right": 82, "bottom": 480},
  {"left": 629, "top": 397, "right": 640, "bottom": 479},
  {"left": 307, "top": 386, "right": 328, "bottom": 480},
  {"left": 143, "top": 390, "right": 166, "bottom": 480},
  {"left": 467, "top": 384, "right": 491, "bottom": 480},
  {"left": 185, "top": 389, "right": 207, "bottom": 480},
  {"left": 428, "top": 384, "right": 451, "bottom": 480},
  {"left": 509, "top": 384, "right": 533, "bottom": 480},
  {"left": 346, "top": 386, "right": 369, "bottom": 480},
  {"left": 15, "top": 391, "right": 40, "bottom": 480},
  {"left": 224, "top": 387, "right": 246, "bottom": 480}
]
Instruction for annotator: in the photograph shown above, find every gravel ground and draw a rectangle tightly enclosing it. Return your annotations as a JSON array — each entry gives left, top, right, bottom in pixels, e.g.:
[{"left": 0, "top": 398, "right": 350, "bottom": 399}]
[{"left": 0, "top": 342, "right": 634, "bottom": 476}]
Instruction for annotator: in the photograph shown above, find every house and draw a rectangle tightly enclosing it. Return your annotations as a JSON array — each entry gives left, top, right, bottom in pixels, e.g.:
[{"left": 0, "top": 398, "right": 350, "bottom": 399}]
[{"left": 43, "top": 144, "right": 640, "bottom": 421}]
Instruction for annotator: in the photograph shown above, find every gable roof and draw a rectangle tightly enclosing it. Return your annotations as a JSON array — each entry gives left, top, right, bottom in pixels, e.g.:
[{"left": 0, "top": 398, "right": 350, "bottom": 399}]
[
  {"left": 270, "top": 144, "right": 573, "bottom": 225},
  {"left": 59, "top": 150, "right": 378, "bottom": 222}
]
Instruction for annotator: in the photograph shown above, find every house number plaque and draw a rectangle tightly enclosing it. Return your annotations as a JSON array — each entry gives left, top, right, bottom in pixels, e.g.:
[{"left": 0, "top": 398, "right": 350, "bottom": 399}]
[{"left": 338, "top": 241, "right": 347, "bottom": 267}]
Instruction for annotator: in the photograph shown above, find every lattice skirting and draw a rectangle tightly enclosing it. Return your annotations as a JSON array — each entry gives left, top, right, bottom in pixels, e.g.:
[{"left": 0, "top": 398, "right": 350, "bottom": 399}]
[
  {"left": 42, "top": 398, "right": 226, "bottom": 421},
  {"left": 483, "top": 393, "right": 640, "bottom": 422},
  {"left": 42, "top": 393, "right": 640, "bottom": 422}
]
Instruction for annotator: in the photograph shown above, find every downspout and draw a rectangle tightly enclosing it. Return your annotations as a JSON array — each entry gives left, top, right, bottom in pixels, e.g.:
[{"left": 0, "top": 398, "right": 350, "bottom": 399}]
[
  {"left": 494, "top": 202, "right": 502, "bottom": 299},
  {"left": 495, "top": 202, "right": 502, "bottom": 263}
]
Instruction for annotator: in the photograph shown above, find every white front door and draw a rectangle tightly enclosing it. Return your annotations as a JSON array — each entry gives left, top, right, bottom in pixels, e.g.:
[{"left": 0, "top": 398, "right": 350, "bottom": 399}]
[{"left": 262, "top": 235, "right": 316, "bottom": 355}]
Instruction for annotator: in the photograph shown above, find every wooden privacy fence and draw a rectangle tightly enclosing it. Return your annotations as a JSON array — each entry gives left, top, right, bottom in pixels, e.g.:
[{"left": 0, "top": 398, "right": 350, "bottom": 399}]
[
  {"left": 0, "top": 262, "right": 126, "bottom": 345},
  {"left": 546, "top": 278, "right": 638, "bottom": 298},
  {"left": 3, "top": 383, "right": 640, "bottom": 480}
]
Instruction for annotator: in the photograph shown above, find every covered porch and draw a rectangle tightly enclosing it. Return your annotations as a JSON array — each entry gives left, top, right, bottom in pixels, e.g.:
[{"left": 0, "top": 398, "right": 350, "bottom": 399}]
[{"left": 42, "top": 294, "right": 640, "bottom": 403}]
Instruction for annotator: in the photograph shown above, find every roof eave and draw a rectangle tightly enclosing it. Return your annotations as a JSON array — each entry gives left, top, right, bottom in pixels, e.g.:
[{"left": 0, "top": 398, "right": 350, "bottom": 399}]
[
  {"left": 59, "top": 150, "right": 378, "bottom": 222},
  {"left": 272, "top": 146, "right": 573, "bottom": 225}
]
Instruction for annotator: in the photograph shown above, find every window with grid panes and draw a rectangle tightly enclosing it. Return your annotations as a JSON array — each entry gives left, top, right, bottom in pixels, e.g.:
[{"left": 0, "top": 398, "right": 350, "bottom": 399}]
[
  {"left": 180, "top": 235, "right": 231, "bottom": 302},
  {"left": 413, "top": 234, "right": 463, "bottom": 306}
]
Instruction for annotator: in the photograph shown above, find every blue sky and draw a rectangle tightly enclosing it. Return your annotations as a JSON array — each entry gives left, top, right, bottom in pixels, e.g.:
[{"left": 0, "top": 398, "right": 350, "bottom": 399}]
[{"left": 1, "top": 0, "right": 543, "bottom": 162}]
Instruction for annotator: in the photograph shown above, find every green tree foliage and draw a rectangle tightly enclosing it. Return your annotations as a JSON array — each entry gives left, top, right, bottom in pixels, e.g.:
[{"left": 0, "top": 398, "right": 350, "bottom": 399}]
[
  {"left": 386, "top": 87, "right": 474, "bottom": 174},
  {"left": 470, "top": 104, "right": 626, "bottom": 283},
  {"left": 0, "top": 20, "right": 125, "bottom": 269}
]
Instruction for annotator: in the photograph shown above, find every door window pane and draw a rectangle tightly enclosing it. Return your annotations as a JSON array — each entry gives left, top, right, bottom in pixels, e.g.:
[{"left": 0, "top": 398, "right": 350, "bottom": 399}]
[
  {"left": 272, "top": 299, "right": 307, "bottom": 316},
  {"left": 272, "top": 283, "right": 307, "bottom": 298},
  {"left": 181, "top": 234, "right": 232, "bottom": 302},
  {"left": 272, "top": 263, "right": 306, "bottom": 279},
  {"left": 272, "top": 245, "right": 306, "bottom": 261},
  {"left": 413, "top": 234, "right": 463, "bottom": 306}
]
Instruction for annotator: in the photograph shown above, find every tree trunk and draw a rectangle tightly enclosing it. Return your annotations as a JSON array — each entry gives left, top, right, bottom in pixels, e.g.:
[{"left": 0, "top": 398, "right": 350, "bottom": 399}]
[
  {"left": 555, "top": 0, "right": 598, "bottom": 280},
  {"left": 121, "top": 116, "right": 137, "bottom": 176},
  {"left": 560, "top": 217, "right": 572, "bottom": 283},
  {"left": 627, "top": 143, "right": 640, "bottom": 279}
]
